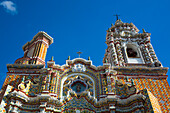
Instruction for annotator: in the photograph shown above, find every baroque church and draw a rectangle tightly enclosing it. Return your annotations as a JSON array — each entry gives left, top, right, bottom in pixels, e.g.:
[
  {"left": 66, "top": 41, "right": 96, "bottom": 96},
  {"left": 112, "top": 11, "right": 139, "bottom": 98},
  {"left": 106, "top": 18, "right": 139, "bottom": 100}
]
[{"left": 0, "top": 19, "right": 170, "bottom": 113}]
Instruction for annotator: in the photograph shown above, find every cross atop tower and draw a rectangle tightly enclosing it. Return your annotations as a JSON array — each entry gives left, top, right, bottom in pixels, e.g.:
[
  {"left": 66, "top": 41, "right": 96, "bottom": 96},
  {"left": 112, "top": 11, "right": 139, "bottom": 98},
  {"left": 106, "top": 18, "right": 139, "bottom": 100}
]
[
  {"left": 113, "top": 14, "right": 120, "bottom": 20},
  {"left": 77, "top": 51, "right": 82, "bottom": 58}
]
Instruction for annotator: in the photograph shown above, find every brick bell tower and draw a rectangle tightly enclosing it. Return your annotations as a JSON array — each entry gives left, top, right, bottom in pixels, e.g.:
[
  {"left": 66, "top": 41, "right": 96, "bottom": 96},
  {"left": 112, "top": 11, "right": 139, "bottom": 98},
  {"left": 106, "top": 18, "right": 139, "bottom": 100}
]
[
  {"left": 103, "top": 19, "right": 170, "bottom": 112},
  {"left": 103, "top": 19, "right": 162, "bottom": 67},
  {"left": 14, "top": 31, "right": 53, "bottom": 65}
]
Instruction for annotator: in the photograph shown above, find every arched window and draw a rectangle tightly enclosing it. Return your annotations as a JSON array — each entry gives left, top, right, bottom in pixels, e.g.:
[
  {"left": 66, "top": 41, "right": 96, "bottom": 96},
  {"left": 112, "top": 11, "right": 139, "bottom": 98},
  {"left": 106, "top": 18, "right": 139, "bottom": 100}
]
[
  {"left": 125, "top": 44, "right": 144, "bottom": 64},
  {"left": 127, "top": 48, "right": 138, "bottom": 57},
  {"left": 126, "top": 44, "right": 139, "bottom": 58}
]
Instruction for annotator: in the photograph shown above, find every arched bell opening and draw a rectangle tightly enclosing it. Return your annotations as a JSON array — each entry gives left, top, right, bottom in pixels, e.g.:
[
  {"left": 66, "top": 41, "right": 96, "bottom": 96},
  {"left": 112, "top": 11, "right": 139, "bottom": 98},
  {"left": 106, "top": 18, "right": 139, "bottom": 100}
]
[
  {"left": 126, "top": 45, "right": 139, "bottom": 58},
  {"left": 125, "top": 43, "right": 145, "bottom": 64}
]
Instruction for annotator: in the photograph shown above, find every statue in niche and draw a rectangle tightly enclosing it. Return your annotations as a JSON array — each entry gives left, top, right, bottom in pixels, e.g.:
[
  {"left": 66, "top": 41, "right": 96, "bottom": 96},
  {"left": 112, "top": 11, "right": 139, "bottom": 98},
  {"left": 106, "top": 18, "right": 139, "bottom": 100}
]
[
  {"left": 76, "top": 84, "right": 81, "bottom": 92},
  {"left": 127, "top": 48, "right": 137, "bottom": 57}
]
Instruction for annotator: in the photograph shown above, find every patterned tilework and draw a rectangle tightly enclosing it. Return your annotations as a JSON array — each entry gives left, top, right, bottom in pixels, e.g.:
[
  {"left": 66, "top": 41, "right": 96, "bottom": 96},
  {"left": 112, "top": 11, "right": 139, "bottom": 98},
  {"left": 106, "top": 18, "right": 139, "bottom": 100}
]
[
  {"left": 110, "top": 77, "right": 116, "bottom": 94},
  {"left": 1, "top": 76, "right": 25, "bottom": 112},
  {"left": 147, "top": 90, "right": 162, "bottom": 113},
  {"left": 0, "top": 85, "right": 14, "bottom": 113},
  {"left": 115, "top": 82, "right": 131, "bottom": 98},
  {"left": 26, "top": 75, "right": 40, "bottom": 96},
  {"left": 0, "top": 75, "right": 21, "bottom": 102},
  {"left": 62, "top": 97, "right": 98, "bottom": 112},
  {"left": 28, "top": 83, "right": 40, "bottom": 96},
  {"left": 113, "top": 78, "right": 136, "bottom": 99},
  {"left": 119, "top": 77, "right": 170, "bottom": 113},
  {"left": 2, "top": 75, "right": 41, "bottom": 96},
  {"left": 140, "top": 88, "right": 162, "bottom": 113},
  {"left": 140, "top": 89, "right": 155, "bottom": 113},
  {"left": 0, "top": 75, "right": 39, "bottom": 113},
  {"left": 102, "top": 78, "right": 107, "bottom": 94},
  {"left": 2, "top": 75, "right": 21, "bottom": 88}
]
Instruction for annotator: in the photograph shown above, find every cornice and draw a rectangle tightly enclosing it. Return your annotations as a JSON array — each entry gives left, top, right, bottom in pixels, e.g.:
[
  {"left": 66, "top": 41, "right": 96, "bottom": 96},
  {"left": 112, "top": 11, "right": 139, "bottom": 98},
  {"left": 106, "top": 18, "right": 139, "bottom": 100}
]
[
  {"left": 7, "top": 64, "right": 44, "bottom": 70},
  {"left": 22, "top": 31, "right": 53, "bottom": 51}
]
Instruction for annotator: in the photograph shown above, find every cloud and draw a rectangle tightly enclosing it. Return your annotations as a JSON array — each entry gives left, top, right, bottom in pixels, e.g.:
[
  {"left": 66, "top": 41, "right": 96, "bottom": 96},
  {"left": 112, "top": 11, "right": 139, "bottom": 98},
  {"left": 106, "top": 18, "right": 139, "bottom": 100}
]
[{"left": 0, "top": 1, "right": 17, "bottom": 14}]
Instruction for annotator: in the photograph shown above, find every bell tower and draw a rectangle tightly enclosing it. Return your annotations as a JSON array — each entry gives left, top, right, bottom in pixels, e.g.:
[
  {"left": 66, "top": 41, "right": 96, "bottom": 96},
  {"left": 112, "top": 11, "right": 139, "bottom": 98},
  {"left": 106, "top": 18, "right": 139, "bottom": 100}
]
[
  {"left": 14, "top": 31, "right": 53, "bottom": 65},
  {"left": 103, "top": 19, "right": 161, "bottom": 67}
]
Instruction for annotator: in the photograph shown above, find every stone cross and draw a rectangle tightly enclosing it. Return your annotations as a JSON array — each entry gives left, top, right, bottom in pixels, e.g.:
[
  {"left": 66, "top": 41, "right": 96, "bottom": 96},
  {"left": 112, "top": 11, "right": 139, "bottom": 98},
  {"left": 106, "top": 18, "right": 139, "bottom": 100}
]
[
  {"left": 77, "top": 51, "right": 82, "bottom": 58},
  {"left": 113, "top": 14, "right": 120, "bottom": 20}
]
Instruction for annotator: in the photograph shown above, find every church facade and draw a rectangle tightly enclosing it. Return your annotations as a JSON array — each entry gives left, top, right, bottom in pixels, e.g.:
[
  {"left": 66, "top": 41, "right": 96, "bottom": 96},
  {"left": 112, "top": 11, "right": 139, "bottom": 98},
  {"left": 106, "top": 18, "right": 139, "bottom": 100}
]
[{"left": 0, "top": 20, "right": 169, "bottom": 113}]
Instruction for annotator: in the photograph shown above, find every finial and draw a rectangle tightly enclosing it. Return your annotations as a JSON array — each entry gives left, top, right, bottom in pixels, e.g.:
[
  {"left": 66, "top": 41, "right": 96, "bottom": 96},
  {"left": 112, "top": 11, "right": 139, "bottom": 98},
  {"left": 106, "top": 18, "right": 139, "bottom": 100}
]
[
  {"left": 131, "top": 78, "right": 134, "bottom": 85},
  {"left": 51, "top": 56, "right": 54, "bottom": 61},
  {"left": 68, "top": 56, "right": 70, "bottom": 60},
  {"left": 113, "top": 14, "right": 120, "bottom": 20},
  {"left": 88, "top": 56, "right": 90, "bottom": 60},
  {"left": 77, "top": 51, "right": 82, "bottom": 58},
  {"left": 142, "top": 29, "right": 146, "bottom": 33}
]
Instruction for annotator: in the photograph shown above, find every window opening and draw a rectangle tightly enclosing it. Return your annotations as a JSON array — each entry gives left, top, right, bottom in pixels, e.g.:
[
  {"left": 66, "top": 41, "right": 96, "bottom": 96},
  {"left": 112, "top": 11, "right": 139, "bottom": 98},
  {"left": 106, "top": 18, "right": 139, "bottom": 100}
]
[{"left": 127, "top": 48, "right": 137, "bottom": 57}]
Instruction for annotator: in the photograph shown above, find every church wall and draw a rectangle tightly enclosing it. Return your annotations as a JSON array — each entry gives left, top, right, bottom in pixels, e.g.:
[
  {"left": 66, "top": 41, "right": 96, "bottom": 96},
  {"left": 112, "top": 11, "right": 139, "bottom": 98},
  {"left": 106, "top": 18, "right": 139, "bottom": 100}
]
[{"left": 118, "top": 77, "right": 170, "bottom": 112}]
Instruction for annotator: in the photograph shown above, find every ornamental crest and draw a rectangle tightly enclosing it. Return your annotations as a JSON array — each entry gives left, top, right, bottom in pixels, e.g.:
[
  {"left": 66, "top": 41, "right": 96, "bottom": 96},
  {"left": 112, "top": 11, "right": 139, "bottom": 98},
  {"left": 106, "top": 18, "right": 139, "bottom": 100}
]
[{"left": 72, "top": 63, "right": 86, "bottom": 72}]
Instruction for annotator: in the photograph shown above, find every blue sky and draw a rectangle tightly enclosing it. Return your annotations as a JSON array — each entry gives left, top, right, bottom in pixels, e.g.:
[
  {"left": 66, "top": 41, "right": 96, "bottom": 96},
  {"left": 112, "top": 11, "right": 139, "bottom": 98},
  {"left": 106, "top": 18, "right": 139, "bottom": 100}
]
[{"left": 0, "top": 0, "right": 170, "bottom": 88}]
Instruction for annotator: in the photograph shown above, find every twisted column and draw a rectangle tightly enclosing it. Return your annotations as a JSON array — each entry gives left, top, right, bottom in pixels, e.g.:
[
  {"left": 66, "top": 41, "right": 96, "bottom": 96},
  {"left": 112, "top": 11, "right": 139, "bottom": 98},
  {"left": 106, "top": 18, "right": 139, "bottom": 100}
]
[
  {"left": 115, "top": 39, "right": 124, "bottom": 66},
  {"left": 139, "top": 42, "right": 153, "bottom": 65},
  {"left": 110, "top": 43, "right": 119, "bottom": 66},
  {"left": 146, "top": 41, "right": 158, "bottom": 62}
]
